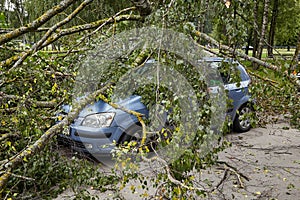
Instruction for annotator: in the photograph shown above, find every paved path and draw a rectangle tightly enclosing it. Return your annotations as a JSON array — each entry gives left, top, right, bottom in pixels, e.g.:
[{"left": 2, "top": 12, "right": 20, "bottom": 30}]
[
  {"left": 205, "top": 123, "right": 300, "bottom": 199},
  {"left": 55, "top": 123, "right": 300, "bottom": 199}
]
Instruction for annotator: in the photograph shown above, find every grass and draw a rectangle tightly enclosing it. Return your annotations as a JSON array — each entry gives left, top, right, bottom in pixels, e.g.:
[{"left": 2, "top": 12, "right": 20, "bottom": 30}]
[
  {"left": 239, "top": 48, "right": 296, "bottom": 59},
  {"left": 211, "top": 48, "right": 297, "bottom": 59}
]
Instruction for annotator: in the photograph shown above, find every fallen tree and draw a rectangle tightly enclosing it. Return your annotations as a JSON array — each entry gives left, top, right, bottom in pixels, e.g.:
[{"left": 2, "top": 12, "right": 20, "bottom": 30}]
[
  {"left": 0, "top": 83, "right": 110, "bottom": 190},
  {"left": 186, "top": 23, "right": 300, "bottom": 87},
  {"left": 0, "top": 0, "right": 77, "bottom": 46},
  {"left": 1, "top": 1, "right": 299, "bottom": 198},
  {"left": 0, "top": 46, "right": 150, "bottom": 190},
  {"left": 1, "top": 12, "right": 141, "bottom": 68}
]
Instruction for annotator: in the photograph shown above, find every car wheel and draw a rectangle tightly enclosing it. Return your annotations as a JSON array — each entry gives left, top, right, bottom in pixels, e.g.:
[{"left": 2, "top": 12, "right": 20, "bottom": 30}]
[
  {"left": 119, "top": 124, "right": 143, "bottom": 147},
  {"left": 233, "top": 104, "right": 252, "bottom": 133},
  {"left": 119, "top": 124, "right": 157, "bottom": 153}
]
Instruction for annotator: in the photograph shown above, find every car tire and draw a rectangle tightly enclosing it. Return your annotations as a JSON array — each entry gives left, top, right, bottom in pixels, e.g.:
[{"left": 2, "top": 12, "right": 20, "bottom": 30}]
[
  {"left": 119, "top": 124, "right": 142, "bottom": 144},
  {"left": 119, "top": 124, "right": 157, "bottom": 152},
  {"left": 233, "top": 104, "right": 252, "bottom": 133}
]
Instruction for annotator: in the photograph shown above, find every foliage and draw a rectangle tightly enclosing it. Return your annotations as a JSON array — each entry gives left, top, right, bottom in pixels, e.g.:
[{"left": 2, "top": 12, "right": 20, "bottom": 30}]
[
  {"left": 0, "top": 0, "right": 300, "bottom": 199},
  {"left": 3, "top": 142, "right": 117, "bottom": 199},
  {"left": 0, "top": 12, "right": 7, "bottom": 28},
  {"left": 242, "top": 60, "right": 300, "bottom": 128},
  {"left": 274, "top": 0, "right": 300, "bottom": 46},
  {"left": 211, "top": 0, "right": 253, "bottom": 47}
]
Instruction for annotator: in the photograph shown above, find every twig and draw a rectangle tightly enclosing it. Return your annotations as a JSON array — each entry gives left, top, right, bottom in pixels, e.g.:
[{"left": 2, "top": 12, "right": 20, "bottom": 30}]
[
  {"left": 0, "top": 133, "right": 20, "bottom": 142},
  {"left": 0, "top": 93, "right": 58, "bottom": 108},
  {"left": 217, "top": 161, "right": 250, "bottom": 182},
  {"left": 0, "top": 171, "right": 35, "bottom": 181},
  {"left": 247, "top": 70, "right": 280, "bottom": 89},
  {"left": 213, "top": 161, "right": 250, "bottom": 189},
  {"left": 142, "top": 155, "right": 206, "bottom": 192},
  {"left": 212, "top": 168, "right": 229, "bottom": 191}
]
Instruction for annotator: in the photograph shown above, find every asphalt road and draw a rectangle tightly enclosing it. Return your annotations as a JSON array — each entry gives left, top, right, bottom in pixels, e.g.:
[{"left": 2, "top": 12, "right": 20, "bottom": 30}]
[{"left": 55, "top": 123, "right": 300, "bottom": 199}]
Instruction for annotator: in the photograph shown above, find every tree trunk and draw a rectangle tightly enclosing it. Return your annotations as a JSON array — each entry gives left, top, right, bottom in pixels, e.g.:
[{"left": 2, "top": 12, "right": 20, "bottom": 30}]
[
  {"left": 257, "top": 0, "right": 270, "bottom": 61},
  {"left": 199, "top": 0, "right": 209, "bottom": 33},
  {"left": 252, "top": 0, "right": 259, "bottom": 58},
  {"left": 290, "top": 32, "right": 300, "bottom": 70},
  {"left": 245, "top": 28, "right": 253, "bottom": 55},
  {"left": 267, "top": 0, "right": 279, "bottom": 58}
]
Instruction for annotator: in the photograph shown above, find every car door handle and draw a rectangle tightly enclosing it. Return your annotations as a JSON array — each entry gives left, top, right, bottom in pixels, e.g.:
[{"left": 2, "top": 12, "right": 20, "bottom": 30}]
[{"left": 234, "top": 89, "right": 242, "bottom": 92}]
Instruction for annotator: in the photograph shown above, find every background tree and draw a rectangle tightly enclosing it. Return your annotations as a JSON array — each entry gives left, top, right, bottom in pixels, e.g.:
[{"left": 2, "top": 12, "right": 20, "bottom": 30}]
[
  {"left": 267, "top": 0, "right": 279, "bottom": 58},
  {"left": 256, "top": 0, "right": 270, "bottom": 62},
  {"left": 274, "top": 0, "right": 300, "bottom": 47}
]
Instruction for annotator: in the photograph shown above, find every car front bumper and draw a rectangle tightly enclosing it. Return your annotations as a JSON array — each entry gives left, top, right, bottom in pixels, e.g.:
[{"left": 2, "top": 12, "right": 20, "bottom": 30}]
[{"left": 57, "top": 125, "right": 124, "bottom": 154}]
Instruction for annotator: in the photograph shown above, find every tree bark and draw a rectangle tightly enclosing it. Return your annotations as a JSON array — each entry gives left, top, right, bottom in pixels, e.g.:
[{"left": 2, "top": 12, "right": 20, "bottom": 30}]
[
  {"left": 290, "top": 32, "right": 300, "bottom": 70},
  {"left": 267, "top": 0, "right": 279, "bottom": 58},
  {"left": 252, "top": 0, "right": 259, "bottom": 58},
  {"left": 11, "top": 0, "right": 94, "bottom": 70},
  {"left": 0, "top": 93, "right": 58, "bottom": 108},
  {"left": 256, "top": 0, "right": 270, "bottom": 60},
  {"left": 0, "top": 14, "right": 141, "bottom": 68},
  {"left": 245, "top": 28, "right": 253, "bottom": 55},
  {"left": 200, "top": 0, "right": 210, "bottom": 33},
  {"left": 0, "top": 27, "right": 53, "bottom": 34},
  {"left": 40, "top": 14, "right": 141, "bottom": 49}
]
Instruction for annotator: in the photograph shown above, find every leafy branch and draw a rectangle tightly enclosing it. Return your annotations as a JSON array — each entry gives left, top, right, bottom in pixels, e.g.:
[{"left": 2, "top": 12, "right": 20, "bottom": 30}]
[
  {"left": 1, "top": 14, "right": 141, "bottom": 68},
  {"left": 0, "top": 0, "right": 77, "bottom": 45},
  {"left": 187, "top": 24, "right": 300, "bottom": 87},
  {"left": 10, "top": 0, "right": 94, "bottom": 71},
  {"left": 0, "top": 83, "right": 111, "bottom": 190},
  {"left": 0, "top": 48, "right": 149, "bottom": 191}
]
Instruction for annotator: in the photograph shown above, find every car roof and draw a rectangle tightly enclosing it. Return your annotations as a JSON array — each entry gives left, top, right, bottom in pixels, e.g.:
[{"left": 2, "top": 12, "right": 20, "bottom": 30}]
[
  {"left": 201, "top": 57, "right": 235, "bottom": 63},
  {"left": 146, "top": 57, "right": 234, "bottom": 64}
]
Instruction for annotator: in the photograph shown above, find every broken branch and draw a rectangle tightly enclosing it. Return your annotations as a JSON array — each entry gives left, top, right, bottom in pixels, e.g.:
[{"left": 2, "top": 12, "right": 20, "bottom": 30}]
[{"left": 0, "top": 0, "right": 76, "bottom": 45}]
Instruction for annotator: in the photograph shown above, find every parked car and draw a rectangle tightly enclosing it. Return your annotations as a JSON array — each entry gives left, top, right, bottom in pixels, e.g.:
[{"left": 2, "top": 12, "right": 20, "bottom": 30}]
[
  {"left": 242, "top": 45, "right": 253, "bottom": 50},
  {"left": 57, "top": 57, "right": 254, "bottom": 154},
  {"left": 208, "top": 57, "right": 254, "bottom": 130}
]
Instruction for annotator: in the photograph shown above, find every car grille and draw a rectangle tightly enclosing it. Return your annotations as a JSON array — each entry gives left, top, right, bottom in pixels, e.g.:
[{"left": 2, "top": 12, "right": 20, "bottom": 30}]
[
  {"left": 70, "top": 140, "right": 86, "bottom": 149},
  {"left": 58, "top": 135, "right": 86, "bottom": 149}
]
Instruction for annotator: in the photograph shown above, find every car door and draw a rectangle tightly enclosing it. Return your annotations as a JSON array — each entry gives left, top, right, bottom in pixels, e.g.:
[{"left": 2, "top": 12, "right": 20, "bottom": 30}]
[{"left": 223, "top": 63, "right": 250, "bottom": 111}]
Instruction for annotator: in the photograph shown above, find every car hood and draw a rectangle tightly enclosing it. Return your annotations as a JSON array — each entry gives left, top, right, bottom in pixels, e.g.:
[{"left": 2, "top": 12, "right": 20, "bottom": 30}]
[{"left": 62, "top": 95, "right": 147, "bottom": 117}]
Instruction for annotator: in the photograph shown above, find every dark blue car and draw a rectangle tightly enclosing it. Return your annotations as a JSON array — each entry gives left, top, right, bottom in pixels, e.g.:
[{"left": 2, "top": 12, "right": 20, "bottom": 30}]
[{"left": 58, "top": 57, "right": 253, "bottom": 154}]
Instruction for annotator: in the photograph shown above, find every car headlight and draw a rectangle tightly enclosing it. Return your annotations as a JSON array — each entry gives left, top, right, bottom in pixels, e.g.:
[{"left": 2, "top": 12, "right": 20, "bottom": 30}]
[{"left": 81, "top": 112, "right": 115, "bottom": 128}]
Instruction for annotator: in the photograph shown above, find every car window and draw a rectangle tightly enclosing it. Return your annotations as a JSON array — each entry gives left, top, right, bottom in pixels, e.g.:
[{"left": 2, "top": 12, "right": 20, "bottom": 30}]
[
  {"left": 207, "top": 62, "right": 224, "bottom": 86},
  {"left": 209, "top": 61, "right": 242, "bottom": 85},
  {"left": 237, "top": 65, "right": 250, "bottom": 81}
]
